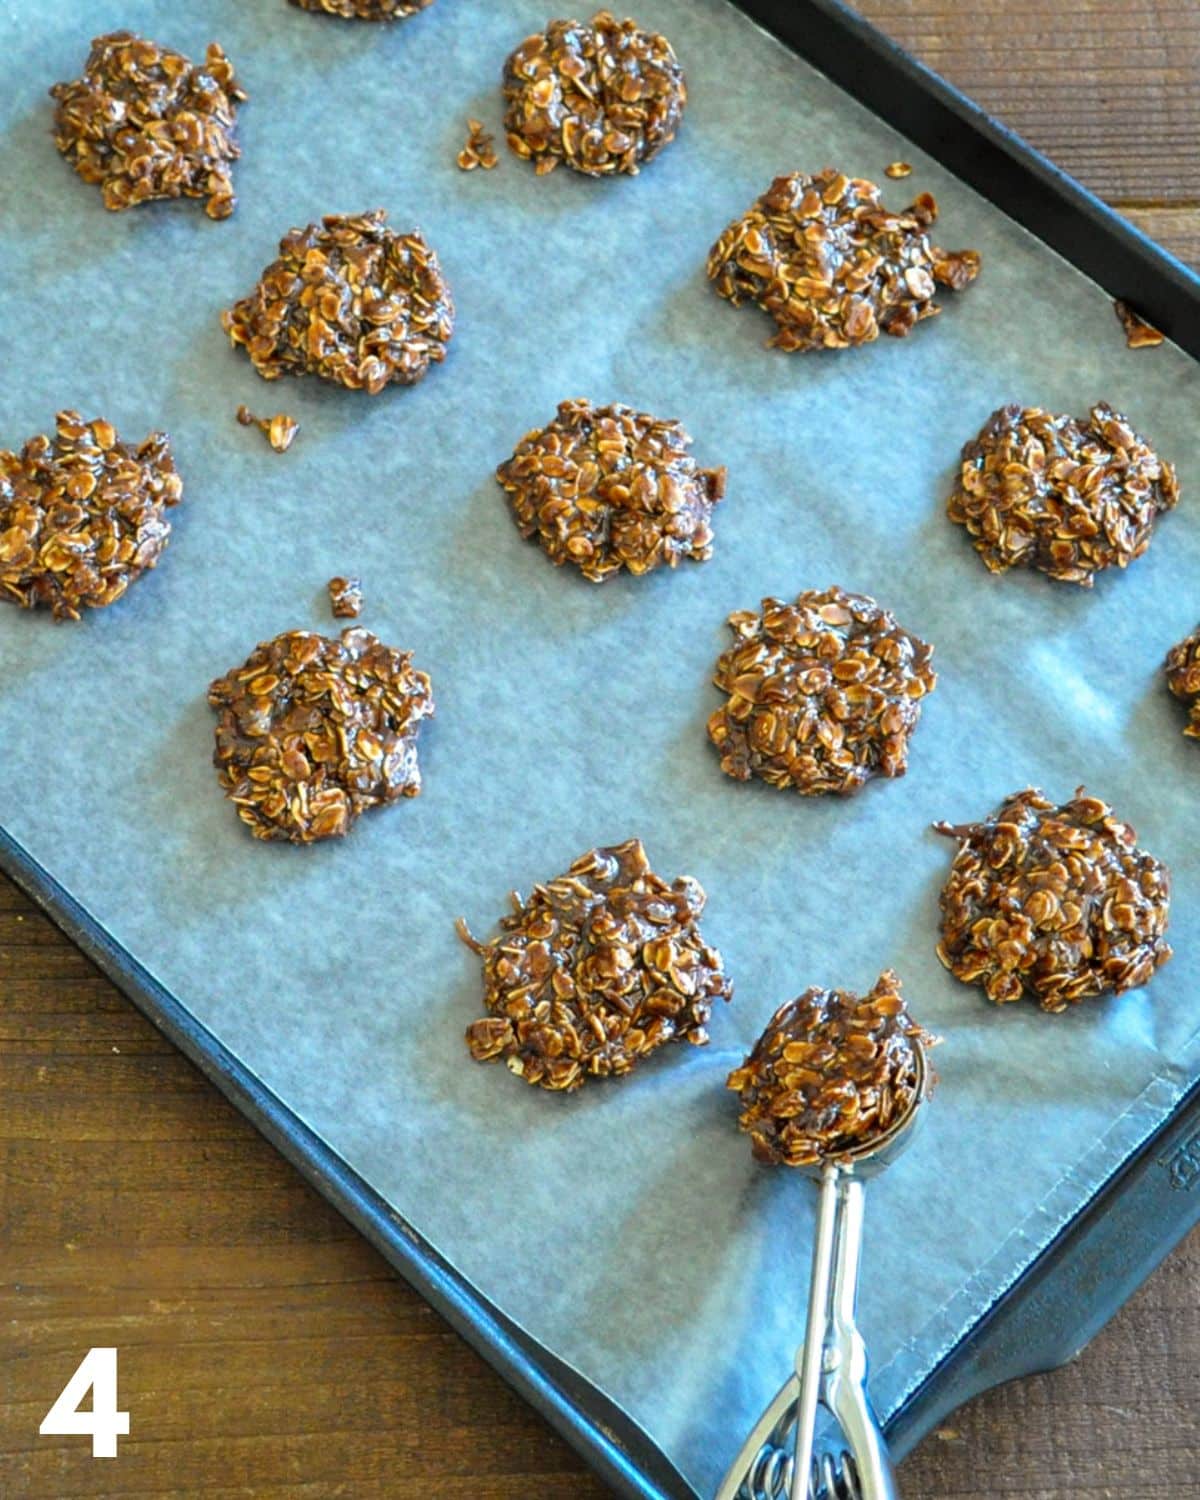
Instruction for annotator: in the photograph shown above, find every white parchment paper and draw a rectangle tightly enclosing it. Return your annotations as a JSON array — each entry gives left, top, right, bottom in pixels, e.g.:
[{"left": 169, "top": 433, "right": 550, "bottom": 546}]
[{"left": 2, "top": 2, "right": 1200, "bottom": 1494}]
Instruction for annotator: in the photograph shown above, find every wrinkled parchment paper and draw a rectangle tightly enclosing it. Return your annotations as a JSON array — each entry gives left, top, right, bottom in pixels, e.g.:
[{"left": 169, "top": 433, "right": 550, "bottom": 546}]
[{"left": 2, "top": 2, "right": 1199, "bottom": 1494}]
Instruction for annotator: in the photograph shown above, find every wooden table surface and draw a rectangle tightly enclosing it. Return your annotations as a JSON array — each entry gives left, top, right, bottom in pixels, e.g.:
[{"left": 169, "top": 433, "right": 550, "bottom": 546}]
[{"left": 4, "top": 2, "right": 1200, "bottom": 1496}]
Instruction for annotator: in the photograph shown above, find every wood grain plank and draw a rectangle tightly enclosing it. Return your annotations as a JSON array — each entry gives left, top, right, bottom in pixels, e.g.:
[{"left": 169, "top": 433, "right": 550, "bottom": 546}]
[{"left": 856, "top": 0, "right": 1200, "bottom": 207}]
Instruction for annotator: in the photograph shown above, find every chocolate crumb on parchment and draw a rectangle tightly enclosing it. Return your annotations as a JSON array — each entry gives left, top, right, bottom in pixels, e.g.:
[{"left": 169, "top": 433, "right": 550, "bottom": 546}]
[
  {"left": 460, "top": 837, "right": 731, "bottom": 1092},
  {"left": 727, "top": 970, "right": 936, "bottom": 1167},
  {"left": 947, "top": 402, "right": 1179, "bottom": 586},
  {"left": 935, "top": 788, "right": 1172, "bottom": 1011},
  {"left": 707, "top": 585, "right": 937, "bottom": 796},
  {"left": 1164, "top": 625, "right": 1200, "bottom": 738},
  {"left": 457, "top": 118, "right": 498, "bottom": 171},
  {"left": 706, "top": 168, "right": 980, "bottom": 351},
  {"left": 222, "top": 210, "right": 454, "bottom": 394},
  {"left": 327, "top": 576, "right": 363, "bottom": 618},
  {"left": 1114, "top": 299, "right": 1164, "bottom": 349},
  {"left": 497, "top": 399, "right": 724, "bottom": 581},
  {"left": 236, "top": 406, "right": 300, "bottom": 453},
  {"left": 288, "top": 0, "right": 433, "bottom": 19},
  {"left": 0, "top": 411, "right": 182, "bottom": 621},
  {"left": 50, "top": 30, "right": 246, "bottom": 220},
  {"left": 208, "top": 627, "right": 433, "bottom": 844},
  {"left": 503, "top": 11, "right": 686, "bottom": 177}
]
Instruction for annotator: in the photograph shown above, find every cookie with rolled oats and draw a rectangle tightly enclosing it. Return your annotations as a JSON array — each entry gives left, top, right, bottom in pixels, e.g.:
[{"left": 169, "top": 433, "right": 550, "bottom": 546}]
[
  {"left": 497, "top": 399, "right": 724, "bottom": 581},
  {"left": 707, "top": 168, "right": 980, "bottom": 351},
  {"left": 208, "top": 627, "right": 434, "bottom": 844},
  {"left": 935, "top": 788, "right": 1172, "bottom": 1010},
  {"left": 728, "top": 970, "right": 935, "bottom": 1167},
  {"left": 1165, "top": 625, "right": 1200, "bottom": 738},
  {"left": 0, "top": 411, "right": 181, "bottom": 621},
  {"left": 460, "top": 838, "right": 730, "bottom": 1092},
  {"left": 51, "top": 30, "right": 246, "bottom": 220},
  {"left": 288, "top": 0, "right": 433, "bottom": 19},
  {"left": 222, "top": 210, "right": 454, "bottom": 394},
  {"left": 503, "top": 11, "right": 686, "bottom": 177},
  {"left": 948, "top": 403, "right": 1178, "bottom": 585},
  {"left": 708, "top": 586, "right": 937, "bottom": 795}
]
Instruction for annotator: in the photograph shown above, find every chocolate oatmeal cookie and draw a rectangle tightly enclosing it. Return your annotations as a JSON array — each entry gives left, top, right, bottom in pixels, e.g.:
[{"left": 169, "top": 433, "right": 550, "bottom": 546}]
[
  {"left": 460, "top": 838, "right": 731, "bottom": 1092},
  {"left": 707, "top": 586, "right": 937, "bottom": 795},
  {"left": 208, "top": 627, "right": 434, "bottom": 844},
  {"left": 947, "top": 403, "right": 1179, "bottom": 585},
  {"left": 221, "top": 210, "right": 454, "bottom": 394},
  {"left": 497, "top": 399, "right": 724, "bottom": 581},
  {"left": 0, "top": 411, "right": 182, "bottom": 621},
  {"left": 50, "top": 31, "right": 246, "bottom": 220},
  {"left": 728, "top": 971, "right": 934, "bottom": 1166},
  {"left": 935, "top": 788, "right": 1172, "bottom": 1010},
  {"left": 707, "top": 169, "right": 980, "bottom": 351},
  {"left": 503, "top": 11, "right": 686, "bottom": 176},
  {"left": 1165, "top": 626, "right": 1200, "bottom": 739},
  {"left": 288, "top": 0, "right": 433, "bottom": 18}
]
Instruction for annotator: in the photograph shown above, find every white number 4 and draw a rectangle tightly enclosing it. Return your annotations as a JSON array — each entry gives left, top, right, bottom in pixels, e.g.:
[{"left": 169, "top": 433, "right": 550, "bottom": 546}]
[{"left": 39, "top": 1347, "right": 129, "bottom": 1458}]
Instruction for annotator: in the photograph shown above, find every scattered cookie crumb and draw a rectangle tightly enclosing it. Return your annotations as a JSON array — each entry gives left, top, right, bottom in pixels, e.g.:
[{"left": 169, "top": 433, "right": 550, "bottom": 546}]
[
  {"left": 1114, "top": 299, "right": 1164, "bottom": 349},
  {"left": 236, "top": 405, "right": 299, "bottom": 453},
  {"left": 328, "top": 575, "right": 363, "bottom": 618},
  {"left": 884, "top": 160, "right": 912, "bottom": 178},
  {"left": 457, "top": 118, "right": 498, "bottom": 171}
]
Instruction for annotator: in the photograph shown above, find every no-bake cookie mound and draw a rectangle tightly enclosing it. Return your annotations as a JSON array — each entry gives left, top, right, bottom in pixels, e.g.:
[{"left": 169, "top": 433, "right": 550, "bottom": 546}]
[
  {"left": 208, "top": 627, "right": 434, "bottom": 844},
  {"left": 935, "top": 788, "right": 1172, "bottom": 1011},
  {"left": 221, "top": 210, "right": 454, "bottom": 394},
  {"left": 728, "top": 971, "right": 934, "bottom": 1167},
  {"left": 0, "top": 411, "right": 182, "bottom": 621},
  {"left": 503, "top": 11, "right": 686, "bottom": 176},
  {"left": 288, "top": 0, "right": 433, "bottom": 19},
  {"left": 1165, "top": 625, "right": 1200, "bottom": 738},
  {"left": 948, "top": 403, "right": 1179, "bottom": 585},
  {"left": 460, "top": 838, "right": 731, "bottom": 1092},
  {"left": 50, "top": 31, "right": 246, "bottom": 220},
  {"left": 707, "top": 169, "right": 980, "bottom": 351},
  {"left": 497, "top": 399, "right": 725, "bottom": 581},
  {"left": 707, "top": 586, "right": 937, "bottom": 796}
]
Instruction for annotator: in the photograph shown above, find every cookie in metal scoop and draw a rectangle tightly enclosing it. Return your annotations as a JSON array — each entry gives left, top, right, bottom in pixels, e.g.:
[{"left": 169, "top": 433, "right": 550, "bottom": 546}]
[{"left": 727, "top": 970, "right": 935, "bottom": 1167}]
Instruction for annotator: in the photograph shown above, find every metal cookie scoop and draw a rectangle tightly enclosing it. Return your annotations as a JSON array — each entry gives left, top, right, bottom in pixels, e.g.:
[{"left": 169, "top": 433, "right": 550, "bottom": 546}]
[{"left": 716, "top": 1041, "right": 930, "bottom": 1500}]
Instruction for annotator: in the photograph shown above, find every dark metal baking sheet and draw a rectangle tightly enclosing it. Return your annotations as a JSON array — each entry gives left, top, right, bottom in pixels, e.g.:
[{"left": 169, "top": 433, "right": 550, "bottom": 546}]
[{"left": 3, "top": 1, "right": 1200, "bottom": 1497}]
